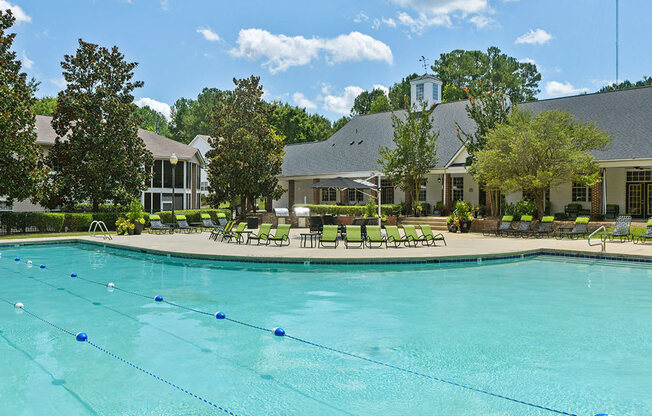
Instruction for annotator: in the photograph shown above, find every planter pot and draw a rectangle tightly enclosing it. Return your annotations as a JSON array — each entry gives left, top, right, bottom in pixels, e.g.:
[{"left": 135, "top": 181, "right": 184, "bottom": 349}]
[
  {"left": 133, "top": 222, "right": 144, "bottom": 235},
  {"left": 447, "top": 223, "right": 458, "bottom": 233},
  {"left": 127, "top": 228, "right": 134, "bottom": 235},
  {"left": 460, "top": 220, "right": 472, "bottom": 233}
]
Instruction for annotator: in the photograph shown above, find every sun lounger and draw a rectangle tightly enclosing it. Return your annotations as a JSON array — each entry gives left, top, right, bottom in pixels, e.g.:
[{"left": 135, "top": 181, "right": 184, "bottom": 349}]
[
  {"left": 555, "top": 217, "right": 589, "bottom": 239},
  {"left": 402, "top": 225, "right": 428, "bottom": 247},
  {"left": 148, "top": 214, "right": 173, "bottom": 234},
  {"left": 176, "top": 215, "right": 201, "bottom": 233},
  {"left": 211, "top": 220, "right": 234, "bottom": 240},
  {"left": 522, "top": 216, "right": 554, "bottom": 238},
  {"left": 605, "top": 215, "right": 632, "bottom": 242},
  {"left": 223, "top": 222, "right": 247, "bottom": 242},
  {"left": 385, "top": 225, "right": 409, "bottom": 247},
  {"left": 319, "top": 225, "right": 339, "bottom": 248},
  {"left": 420, "top": 224, "right": 446, "bottom": 246},
  {"left": 365, "top": 225, "right": 386, "bottom": 248},
  {"left": 248, "top": 223, "right": 272, "bottom": 245},
  {"left": 502, "top": 215, "right": 533, "bottom": 237},
  {"left": 633, "top": 218, "right": 652, "bottom": 244},
  {"left": 267, "top": 224, "right": 291, "bottom": 246},
  {"left": 483, "top": 216, "right": 513, "bottom": 236},
  {"left": 345, "top": 225, "right": 364, "bottom": 248}
]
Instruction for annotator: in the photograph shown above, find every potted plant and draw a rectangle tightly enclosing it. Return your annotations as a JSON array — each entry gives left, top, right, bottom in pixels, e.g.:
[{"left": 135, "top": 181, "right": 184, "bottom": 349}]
[
  {"left": 447, "top": 201, "right": 474, "bottom": 233},
  {"left": 446, "top": 215, "right": 459, "bottom": 233},
  {"left": 115, "top": 218, "right": 135, "bottom": 235},
  {"left": 125, "top": 198, "right": 146, "bottom": 235}
]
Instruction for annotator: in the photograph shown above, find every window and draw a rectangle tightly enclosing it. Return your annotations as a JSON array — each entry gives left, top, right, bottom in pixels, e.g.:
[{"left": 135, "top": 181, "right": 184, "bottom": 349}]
[
  {"left": 322, "top": 188, "right": 337, "bottom": 202},
  {"left": 381, "top": 179, "right": 394, "bottom": 204},
  {"left": 626, "top": 171, "right": 652, "bottom": 182},
  {"left": 432, "top": 83, "right": 439, "bottom": 101},
  {"left": 452, "top": 177, "right": 464, "bottom": 203},
  {"left": 200, "top": 182, "right": 209, "bottom": 191},
  {"left": 163, "top": 161, "right": 173, "bottom": 187},
  {"left": 416, "top": 83, "right": 424, "bottom": 101},
  {"left": 419, "top": 179, "right": 427, "bottom": 201},
  {"left": 153, "top": 193, "right": 161, "bottom": 212},
  {"left": 144, "top": 192, "right": 151, "bottom": 212},
  {"left": 175, "top": 162, "right": 184, "bottom": 188},
  {"left": 348, "top": 188, "right": 363, "bottom": 203},
  {"left": 153, "top": 160, "right": 162, "bottom": 187},
  {"left": 572, "top": 182, "right": 590, "bottom": 202}
]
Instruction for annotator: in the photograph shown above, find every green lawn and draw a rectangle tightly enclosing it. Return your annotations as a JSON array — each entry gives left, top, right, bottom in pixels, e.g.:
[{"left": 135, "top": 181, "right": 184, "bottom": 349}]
[{"left": 0, "top": 231, "right": 116, "bottom": 240}]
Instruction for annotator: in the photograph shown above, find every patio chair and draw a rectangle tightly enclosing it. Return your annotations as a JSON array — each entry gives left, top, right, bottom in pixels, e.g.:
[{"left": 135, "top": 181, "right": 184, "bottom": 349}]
[
  {"left": 319, "top": 225, "right": 339, "bottom": 248},
  {"left": 200, "top": 213, "right": 218, "bottom": 231},
  {"left": 420, "top": 224, "right": 446, "bottom": 246},
  {"left": 483, "top": 216, "right": 513, "bottom": 236},
  {"left": 522, "top": 216, "right": 554, "bottom": 238},
  {"left": 402, "top": 225, "right": 428, "bottom": 247},
  {"left": 211, "top": 220, "right": 234, "bottom": 241},
  {"left": 248, "top": 223, "right": 272, "bottom": 245},
  {"left": 385, "top": 225, "right": 409, "bottom": 248},
  {"left": 345, "top": 225, "right": 364, "bottom": 248},
  {"left": 605, "top": 215, "right": 632, "bottom": 242},
  {"left": 322, "top": 215, "right": 336, "bottom": 226},
  {"left": 605, "top": 204, "right": 620, "bottom": 220},
  {"left": 555, "top": 217, "right": 590, "bottom": 239},
  {"left": 309, "top": 216, "right": 323, "bottom": 233},
  {"left": 175, "top": 215, "right": 201, "bottom": 233},
  {"left": 502, "top": 215, "right": 533, "bottom": 237},
  {"left": 267, "top": 224, "right": 291, "bottom": 246},
  {"left": 633, "top": 218, "right": 652, "bottom": 244},
  {"left": 148, "top": 215, "right": 173, "bottom": 234},
  {"left": 365, "top": 225, "right": 386, "bottom": 248},
  {"left": 564, "top": 203, "right": 582, "bottom": 219},
  {"left": 223, "top": 222, "right": 246, "bottom": 242}
]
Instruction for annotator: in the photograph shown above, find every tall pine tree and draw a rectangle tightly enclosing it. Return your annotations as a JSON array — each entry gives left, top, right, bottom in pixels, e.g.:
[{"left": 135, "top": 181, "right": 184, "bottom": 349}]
[
  {"left": 0, "top": 10, "right": 45, "bottom": 203},
  {"left": 44, "top": 40, "right": 152, "bottom": 210}
]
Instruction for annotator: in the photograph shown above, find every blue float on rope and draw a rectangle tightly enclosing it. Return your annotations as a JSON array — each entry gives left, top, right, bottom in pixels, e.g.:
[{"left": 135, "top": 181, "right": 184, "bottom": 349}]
[
  {"left": 273, "top": 327, "right": 285, "bottom": 337},
  {"left": 154, "top": 295, "right": 163, "bottom": 302},
  {"left": 40, "top": 264, "right": 46, "bottom": 269},
  {"left": 76, "top": 332, "right": 88, "bottom": 342},
  {"left": 14, "top": 257, "right": 20, "bottom": 262},
  {"left": 70, "top": 273, "right": 77, "bottom": 278},
  {"left": 215, "top": 312, "right": 225, "bottom": 320}
]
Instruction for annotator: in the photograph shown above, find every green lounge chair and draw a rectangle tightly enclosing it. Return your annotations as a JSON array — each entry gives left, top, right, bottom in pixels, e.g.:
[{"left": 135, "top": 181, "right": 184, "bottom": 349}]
[
  {"left": 402, "top": 225, "right": 428, "bottom": 247},
  {"left": 502, "top": 215, "right": 533, "bottom": 237},
  {"left": 605, "top": 215, "right": 632, "bottom": 242},
  {"left": 267, "top": 224, "right": 291, "bottom": 246},
  {"left": 365, "top": 225, "right": 386, "bottom": 248},
  {"left": 175, "top": 215, "right": 200, "bottom": 233},
  {"left": 211, "top": 220, "right": 234, "bottom": 240},
  {"left": 420, "top": 224, "right": 446, "bottom": 246},
  {"left": 522, "top": 216, "right": 554, "bottom": 238},
  {"left": 483, "top": 216, "right": 513, "bottom": 236},
  {"left": 555, "top": 217, "right": 590, "bottom": 239},
  {"left": 344, "top": 225, "right": 364, "bottom": 248},
  {"left": 248, "top": 223, "right": 272, "bottom": 245},
  {"left": 200, "top": 213, "right": 218, "bottom": 231},
  {"left": 319, "top": 225, "right": 339, "bottom": 248},
  {"left": 384, "top": 225, "right": 409, "bottom": 248},
  {"left": 634, "top": 218, "right": 652, "bottom": 244},
  {"left": 223, "top": 222, "right": 247, "bottom": 242},
  {"left": 148, "top": 215, "right": 173, "bottom": 234}
]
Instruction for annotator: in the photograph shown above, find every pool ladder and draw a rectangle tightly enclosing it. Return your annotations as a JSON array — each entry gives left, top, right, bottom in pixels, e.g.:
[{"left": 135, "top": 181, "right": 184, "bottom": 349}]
[
  {"left": 88, "top": 220, "right": 112, "bottom": 240},
  {"left": 587, "top": 225, "right": 606, "bottom": 252}
]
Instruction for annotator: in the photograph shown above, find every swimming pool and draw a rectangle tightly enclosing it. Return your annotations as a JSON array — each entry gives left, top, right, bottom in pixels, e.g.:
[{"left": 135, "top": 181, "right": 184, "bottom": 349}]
[{"left": 0, "top": 243, "right": 649, "bottom": 416}]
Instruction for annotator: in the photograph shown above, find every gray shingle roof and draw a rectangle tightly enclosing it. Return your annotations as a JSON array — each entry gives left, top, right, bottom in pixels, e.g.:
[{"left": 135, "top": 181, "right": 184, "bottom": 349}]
[
  {"left": 281, "top": 86, "right": 652, "bottom": 177},
  {"left": 35, "top": 115, "right": 204, "bottom": 164}
]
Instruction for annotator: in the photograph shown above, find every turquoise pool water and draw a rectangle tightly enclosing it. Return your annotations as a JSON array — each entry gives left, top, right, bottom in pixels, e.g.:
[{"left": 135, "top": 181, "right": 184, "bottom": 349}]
[{"left": 0, "top": 243, "right": 649, "bottom": 416}]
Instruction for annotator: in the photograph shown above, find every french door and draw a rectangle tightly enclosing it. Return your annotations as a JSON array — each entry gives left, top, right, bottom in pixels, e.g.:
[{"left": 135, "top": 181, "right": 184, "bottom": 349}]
[{"left": 626, "top": 183, "right": 652, "bottom": 218}]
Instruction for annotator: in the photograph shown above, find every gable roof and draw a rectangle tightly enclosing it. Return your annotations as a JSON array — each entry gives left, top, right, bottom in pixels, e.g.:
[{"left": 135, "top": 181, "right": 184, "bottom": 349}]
[
  {"left": 35, "top": 115, "right": 204, "bottom": 165},
  {"left": 280, "top": 86, "right": 652, "bottom": 177}
]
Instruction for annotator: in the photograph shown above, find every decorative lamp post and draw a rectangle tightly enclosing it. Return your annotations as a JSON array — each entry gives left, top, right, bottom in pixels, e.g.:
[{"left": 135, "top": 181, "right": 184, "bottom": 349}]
[{"left": 170, "top": 153, "right": 178, "bottom": 220}]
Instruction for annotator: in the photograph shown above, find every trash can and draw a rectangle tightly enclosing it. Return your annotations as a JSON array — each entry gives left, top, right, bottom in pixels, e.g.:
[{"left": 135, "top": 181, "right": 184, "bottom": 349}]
[{"left": 246, "top": 216, "right": 259, "bottom": 229}]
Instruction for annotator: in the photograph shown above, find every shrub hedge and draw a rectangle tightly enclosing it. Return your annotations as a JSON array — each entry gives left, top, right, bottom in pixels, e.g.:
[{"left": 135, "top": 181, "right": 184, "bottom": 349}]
[
  {"left": 154, "top": 208, "right": 231, "bottom": 224},
  {"left": 293, "top": 204, "right": 402, "bottom": 216},
  {"left": 0, "top": 211, "right": 154, "bottom": 234}
]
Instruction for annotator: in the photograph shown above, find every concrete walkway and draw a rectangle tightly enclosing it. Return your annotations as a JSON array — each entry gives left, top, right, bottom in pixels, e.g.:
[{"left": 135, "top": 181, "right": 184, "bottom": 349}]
[{"left": 4, "top": 229, "right": 652, "bottom": 262}]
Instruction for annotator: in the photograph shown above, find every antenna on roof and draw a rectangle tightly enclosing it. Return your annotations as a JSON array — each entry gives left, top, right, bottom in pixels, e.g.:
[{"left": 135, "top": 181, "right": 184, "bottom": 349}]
[
  {"left": 615, "top": 0, "right": 619, "bottom": 84},
  {"left": 419, "top": 56, "right": 429, "bottom": 74}
]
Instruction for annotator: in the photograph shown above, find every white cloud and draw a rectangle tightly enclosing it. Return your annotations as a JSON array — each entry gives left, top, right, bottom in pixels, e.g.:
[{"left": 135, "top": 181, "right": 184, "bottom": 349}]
[
  {"left": 21, "top": 51, "right": 33, "bottom": 69},
  {"left": 391, "top": 0, "right": 489, "bottom": 33},
  {"left": 372, "top": 17, "right": 397, "bottom": 29},
  {"left": 292, "top": 92, "right": 317, "bottom": 109},
  {"left": 354, "top": 12, "right": 368, "bottom": 23},
  {"left": 0, "top": 0, "right": 31, "bottom": 23},
  {"left": 230, "top": 29, "right": 392, "bottom": 74},
  {"left": 196, "top": 27, "right": 220, "bottom": 42},
  {"left": 545, "top": 81, "right": 588, "bottom": 97},
  {"left": 373, "top": 84, "right": 389, "bottom": 95},
  {"left": 321, "top": 85, "right": 365, "bottom": 115},
  {"left": 392, "top": 0, "right": 487, "bottom": 15},
  {"left": 515, "top": 28, "right": 552, "bottom": 45},
  {"left": 160, "top": 0, "right": 169, "bottom": 11},
  {"left": 469, "top": 14, "right": 495, "bottom": 29},
  {"left": 397, "top": 11, "right": 451, "bottom": 32},
  {"left": 519, "top": 57, "right": 536, "bottom": 65},
  {"left": 50, "top": 77, "right": 67, "bottom": 89},
  {"left": 135, "top": 97, "right": 172, "bottom": 120}
]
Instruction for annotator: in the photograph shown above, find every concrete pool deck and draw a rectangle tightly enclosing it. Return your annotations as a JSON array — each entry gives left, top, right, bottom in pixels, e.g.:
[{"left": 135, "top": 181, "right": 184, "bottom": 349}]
[{"left": 3, "top": 229, "right": 652, "bottom": 263}]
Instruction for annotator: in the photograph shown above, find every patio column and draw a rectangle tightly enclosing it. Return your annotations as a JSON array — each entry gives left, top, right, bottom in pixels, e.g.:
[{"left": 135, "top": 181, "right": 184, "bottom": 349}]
[
  {"left": 444, "top": 173, "right": 452, "bottom": 210},
  {"left": 591, "top": 175, "right": 603, "bottom": 217},
  {"left": 265, "top": 197, "right": 272, "bottom": 212},
  {"left": 288, "top": 180, "right": 295, "bottom": 208},
  {"left": 369, "top": 177, "right": 378, "bottom": 201},
  {"left": 340, "top": 189, "right": 347, "bottom": 205},
  {"left": 313, "top": 179, "right": 320, "bottom": 204}
]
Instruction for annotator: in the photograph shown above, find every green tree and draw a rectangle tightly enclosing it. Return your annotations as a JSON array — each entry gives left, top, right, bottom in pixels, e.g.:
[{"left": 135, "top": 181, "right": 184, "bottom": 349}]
[
  {"left": 169, "top": 87, "right": 229, "bottom": 143},
  {"left": 432, "top": 47, "right": 541, "bottom": 103},
  {"left": 304, "top": 113, "right": 332, "bottom": 142},
  {"left": 351, "top": 88, "right": 385, "bottom": 116},
  {"left": 0, "top": 10, "right": 46, "bottom": 203},
  {"left": 134, "top": 105, "right": 170, "bottom": 137},
  {"left": 271, "top": 102, "right": 333, "bottom": 144},
  {"left": 33, "top": 96, "right": 58, "bottom": 115},
  {"left": 471, "top": 109, "right": 611, "bottom": 217},
  {"left": 378, "top": 101, "right": 438, "bottom": 214},
  {"left": 598, "top": 76, "right": 651, "bottom": 92},
  {"left": 206, "top": 76, "right": 284, "bottom": 215},
  {"left": 45, "top": 39, "right": 153, "bottom": 211},
  {"left": 369, "top": 94, "right": 391, "bottom": 113},
  {"left": 388, "top": 73, "right": 419, "bottom": 110},
  {"left": 332, "top": 116, "right": 350, "bottom": 133}
]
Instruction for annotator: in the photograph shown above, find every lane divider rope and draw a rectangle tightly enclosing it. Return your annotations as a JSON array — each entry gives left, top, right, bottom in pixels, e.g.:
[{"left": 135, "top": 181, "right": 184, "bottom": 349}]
[{"left": 1, "top": 256, "right": 583, "bottom": 416}]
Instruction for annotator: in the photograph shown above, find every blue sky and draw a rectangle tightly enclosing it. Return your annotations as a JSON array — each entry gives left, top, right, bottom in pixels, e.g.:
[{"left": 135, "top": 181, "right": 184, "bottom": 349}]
[{"left": 5, "top": 0, "right": 651, "bottom": 121}]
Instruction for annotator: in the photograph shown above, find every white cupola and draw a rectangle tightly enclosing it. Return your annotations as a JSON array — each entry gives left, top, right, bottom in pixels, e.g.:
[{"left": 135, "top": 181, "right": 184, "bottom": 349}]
[{"left": 410, "top": 74, "right": 443, "bottom": 109}]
